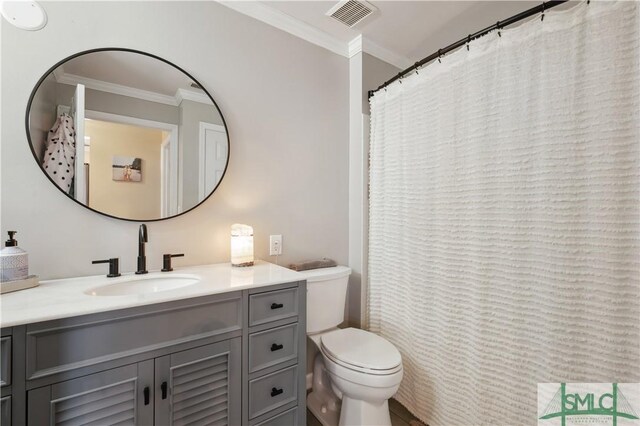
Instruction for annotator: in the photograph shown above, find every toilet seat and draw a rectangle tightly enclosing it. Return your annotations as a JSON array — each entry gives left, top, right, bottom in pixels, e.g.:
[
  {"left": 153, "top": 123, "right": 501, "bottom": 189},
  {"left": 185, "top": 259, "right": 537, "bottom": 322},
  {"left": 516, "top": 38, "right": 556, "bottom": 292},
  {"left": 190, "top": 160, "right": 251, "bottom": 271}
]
[{"left": 320, "top": 328, "right": 402, "bottom": 375}]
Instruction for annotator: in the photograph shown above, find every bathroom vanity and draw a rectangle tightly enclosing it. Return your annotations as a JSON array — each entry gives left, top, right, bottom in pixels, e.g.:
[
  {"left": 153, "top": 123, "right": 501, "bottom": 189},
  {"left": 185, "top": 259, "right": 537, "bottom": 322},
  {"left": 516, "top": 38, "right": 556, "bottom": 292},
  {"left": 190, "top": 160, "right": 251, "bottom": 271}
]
[{"left": 0, "top": 261, "right": 306, "bottom": 426}]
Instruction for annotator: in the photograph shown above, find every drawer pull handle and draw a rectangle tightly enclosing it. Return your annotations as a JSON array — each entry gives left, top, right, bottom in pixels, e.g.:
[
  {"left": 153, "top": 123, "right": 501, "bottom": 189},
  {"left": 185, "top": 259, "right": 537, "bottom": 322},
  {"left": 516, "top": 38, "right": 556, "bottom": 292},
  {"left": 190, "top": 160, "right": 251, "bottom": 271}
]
[
  {"left": 271, "top": 387, "right": 284, "bottom": 397},
  {"left": 161, "top": 381, "right": 168, "bottom": 400},
  {"left": 143, "top": 386, "right": 150, "bottom": 405},
  {"left": 271, "top": 303, "right": 284, "bottom": 310},
  {"left": 271, "top": 343, "right": 284, "bottom": 352}
]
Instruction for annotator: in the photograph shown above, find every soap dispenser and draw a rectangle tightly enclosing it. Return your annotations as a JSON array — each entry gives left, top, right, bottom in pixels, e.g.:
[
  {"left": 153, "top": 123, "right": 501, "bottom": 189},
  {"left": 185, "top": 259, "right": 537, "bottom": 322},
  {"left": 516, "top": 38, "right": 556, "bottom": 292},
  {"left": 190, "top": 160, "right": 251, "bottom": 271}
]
[{"left": 1, "top": 231, "right": 29, "bottom": 282}]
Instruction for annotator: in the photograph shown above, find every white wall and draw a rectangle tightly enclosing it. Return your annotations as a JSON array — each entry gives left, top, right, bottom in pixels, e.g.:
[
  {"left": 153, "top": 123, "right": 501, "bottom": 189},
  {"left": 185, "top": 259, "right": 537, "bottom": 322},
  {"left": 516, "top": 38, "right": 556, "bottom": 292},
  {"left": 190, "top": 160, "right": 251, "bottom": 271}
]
[{"left": 1, "top": 1, "right": 349, "bottom": 279}]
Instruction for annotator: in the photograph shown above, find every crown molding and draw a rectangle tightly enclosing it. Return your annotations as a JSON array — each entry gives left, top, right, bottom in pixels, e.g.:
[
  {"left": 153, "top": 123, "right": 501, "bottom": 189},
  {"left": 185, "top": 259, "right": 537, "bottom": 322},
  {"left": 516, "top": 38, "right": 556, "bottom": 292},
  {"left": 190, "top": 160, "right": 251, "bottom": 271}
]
[
  {"left": 348, "top": 34, "right": 363, "bottom": 58},
  {"left": 348, "top": 34, "right": 412, "bottom": 69},
  {"left": 362, "top": 37, "right": 412, "bottom": 69},
  {"left": 52, "top": 66, "right": 65, "bottom": 82},
  {"left": 218, "top": 1, "right": 412, "bottom": 70},
  {"left": 175, "top": 88, "right": 213, "bottom": 105},
  {"left": 219, "top": 1, "right": 348, "bottom": 57},
  {"left": 53, "top": 72, "right": 213, "bottom": 107},
  {"left": 55, "top": 71, "right": 178, "bottom": 105}
]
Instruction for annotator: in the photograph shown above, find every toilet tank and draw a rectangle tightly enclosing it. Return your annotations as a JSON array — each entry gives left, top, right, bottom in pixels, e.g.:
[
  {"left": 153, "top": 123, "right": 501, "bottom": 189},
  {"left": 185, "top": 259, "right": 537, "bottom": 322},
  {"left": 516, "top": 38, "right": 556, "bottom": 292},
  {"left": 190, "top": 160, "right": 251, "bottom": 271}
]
[{"left": 296, "top": 266, "right": 352, "bottom": 334}]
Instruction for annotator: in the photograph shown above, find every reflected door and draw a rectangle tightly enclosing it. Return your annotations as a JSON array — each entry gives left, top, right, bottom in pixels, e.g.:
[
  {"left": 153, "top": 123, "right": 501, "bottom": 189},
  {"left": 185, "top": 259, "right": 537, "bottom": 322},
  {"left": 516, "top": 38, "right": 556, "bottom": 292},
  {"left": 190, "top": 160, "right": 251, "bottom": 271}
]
[
  {"left": 72, "top": 84, "right": 86, "bottom": 204},
  {"left": 198, "top": 123, "right": 227, "bottom": 201}
]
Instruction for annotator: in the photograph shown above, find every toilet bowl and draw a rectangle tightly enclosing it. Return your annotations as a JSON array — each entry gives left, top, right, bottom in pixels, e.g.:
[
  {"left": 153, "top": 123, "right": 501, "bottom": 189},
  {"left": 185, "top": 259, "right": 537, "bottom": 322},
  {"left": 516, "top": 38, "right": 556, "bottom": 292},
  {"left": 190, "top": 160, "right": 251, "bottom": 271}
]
[
  {"left": 298, "top": 266, "right": 403, "bottom": 426},
  {"left": 320, "top": 327, "right": 403, "bottom": 426}
]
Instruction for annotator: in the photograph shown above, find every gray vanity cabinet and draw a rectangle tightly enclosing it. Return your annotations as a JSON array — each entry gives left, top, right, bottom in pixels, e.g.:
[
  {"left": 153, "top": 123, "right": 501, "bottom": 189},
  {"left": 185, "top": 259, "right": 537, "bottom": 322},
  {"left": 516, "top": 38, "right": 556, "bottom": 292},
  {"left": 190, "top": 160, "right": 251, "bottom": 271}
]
[
  {"left": 1, "top": 279, "right": 306, "bottom": 426},
  {"left": 1, "top": 328, "right": 14, "bottom": 426},
  {"left": 243, "top": 283, "right": 306, "bottom": 426},
  {"left": 0, "top": 396, "right": 10, "bottom": 426},
  {"left": 154, "top": 338, "right": 241, "bottom": 425},
  {"left": 27, "top": 360, "right": 154, "bottom": 425},
  {"left": 27, "top": 339, "right": 242, "bottom": 426}
]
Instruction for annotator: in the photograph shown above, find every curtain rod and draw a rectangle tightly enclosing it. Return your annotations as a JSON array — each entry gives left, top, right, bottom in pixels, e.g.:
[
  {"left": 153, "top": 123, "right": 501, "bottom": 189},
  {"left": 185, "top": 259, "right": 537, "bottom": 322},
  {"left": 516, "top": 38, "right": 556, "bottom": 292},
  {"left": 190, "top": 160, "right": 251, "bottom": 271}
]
[{"left": 368, "top": 0, "right": 570, "bottom": 98}]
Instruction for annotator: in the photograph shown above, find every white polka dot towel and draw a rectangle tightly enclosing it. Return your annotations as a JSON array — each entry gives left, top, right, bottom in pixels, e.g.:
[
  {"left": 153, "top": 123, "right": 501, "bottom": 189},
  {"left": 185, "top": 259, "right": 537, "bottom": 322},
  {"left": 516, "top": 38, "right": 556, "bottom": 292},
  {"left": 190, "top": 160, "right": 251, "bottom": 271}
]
[{"left": 43, "top": 113, "right": 75, "bottom": 193}]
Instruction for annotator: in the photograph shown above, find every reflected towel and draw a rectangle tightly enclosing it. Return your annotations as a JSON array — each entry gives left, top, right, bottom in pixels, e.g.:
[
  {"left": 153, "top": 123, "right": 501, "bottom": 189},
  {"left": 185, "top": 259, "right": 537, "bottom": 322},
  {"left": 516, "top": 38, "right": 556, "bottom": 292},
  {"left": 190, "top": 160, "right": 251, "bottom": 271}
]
[{"left": 43, "top": 113, "right": 75, "bottom": 193}]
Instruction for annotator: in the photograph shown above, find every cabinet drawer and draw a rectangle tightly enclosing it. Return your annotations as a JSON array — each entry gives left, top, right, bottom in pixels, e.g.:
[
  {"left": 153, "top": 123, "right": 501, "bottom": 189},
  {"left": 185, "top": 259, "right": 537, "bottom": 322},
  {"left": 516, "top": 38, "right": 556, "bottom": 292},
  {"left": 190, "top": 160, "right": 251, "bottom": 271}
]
[
  {"left": 0, "top": 337, "right": 11, "bottom": 387},
  {"left": 255, "top": 406, "right": 298, "bottom": 426},
  {"left": 249, "top": 323, "right": 298, "bottom": 373},
  {"left": 249, "top": 287, "right": 298, "bottom": 327},
  {"left": 248, "top": 365, "right": 297, "bottom": 419}
]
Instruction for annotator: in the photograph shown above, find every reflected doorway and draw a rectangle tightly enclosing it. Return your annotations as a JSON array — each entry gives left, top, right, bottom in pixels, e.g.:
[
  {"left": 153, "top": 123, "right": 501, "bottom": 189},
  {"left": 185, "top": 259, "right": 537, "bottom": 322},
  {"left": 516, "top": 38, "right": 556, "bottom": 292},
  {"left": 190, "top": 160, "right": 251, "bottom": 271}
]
[{"left": 83, "top": 113, "right": 179, "bottom": 220}]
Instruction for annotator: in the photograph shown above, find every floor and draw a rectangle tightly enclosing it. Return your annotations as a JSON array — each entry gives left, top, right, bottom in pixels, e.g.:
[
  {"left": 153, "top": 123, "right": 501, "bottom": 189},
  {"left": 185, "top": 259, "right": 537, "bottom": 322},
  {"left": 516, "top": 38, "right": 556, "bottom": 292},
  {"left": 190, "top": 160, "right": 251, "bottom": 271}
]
[{"left": 307, "top": 398, "right": 426, "bottom": 426}]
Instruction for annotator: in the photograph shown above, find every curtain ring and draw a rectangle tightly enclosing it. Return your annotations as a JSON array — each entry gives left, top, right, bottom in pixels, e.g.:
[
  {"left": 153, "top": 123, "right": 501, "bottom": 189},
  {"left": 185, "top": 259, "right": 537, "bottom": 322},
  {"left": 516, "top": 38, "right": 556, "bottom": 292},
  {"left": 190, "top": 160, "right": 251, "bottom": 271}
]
[
  {"left": 414, "top": 62, "right": 420, "bottom": 75},
  {"left": 397, "top": 72, "right": 403, "bottom": 84},
  {"left": 541, "top": 2, "right": 545, "bottom": 21},
  {"left": 497, "top": 21, "right": 502, "bottom": 37},
  {"left": 466, "top": 35, "right": 471, "bottom": 51},
  {"left": 438, "top": 49, "right": 442, "bottom": 63}
]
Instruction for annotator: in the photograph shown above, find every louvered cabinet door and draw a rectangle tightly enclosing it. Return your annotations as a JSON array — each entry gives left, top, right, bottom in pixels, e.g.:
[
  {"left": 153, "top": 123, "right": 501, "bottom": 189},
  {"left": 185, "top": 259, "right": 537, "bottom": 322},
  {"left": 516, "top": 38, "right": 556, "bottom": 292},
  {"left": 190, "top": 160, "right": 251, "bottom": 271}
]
[
  {"left": 27, "top": 361, "right": 154, "bottom": 426},
  {"left": 155, "top": 338, "right": 241, "bottom": 426}
]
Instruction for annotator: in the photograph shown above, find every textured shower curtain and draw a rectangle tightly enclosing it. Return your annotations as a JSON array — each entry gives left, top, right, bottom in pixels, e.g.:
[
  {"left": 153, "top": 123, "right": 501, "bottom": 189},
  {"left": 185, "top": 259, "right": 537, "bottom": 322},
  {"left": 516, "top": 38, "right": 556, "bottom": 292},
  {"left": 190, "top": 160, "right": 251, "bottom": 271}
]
[{"left": 368, "top": 2, "right": 639, "bottom": 425}]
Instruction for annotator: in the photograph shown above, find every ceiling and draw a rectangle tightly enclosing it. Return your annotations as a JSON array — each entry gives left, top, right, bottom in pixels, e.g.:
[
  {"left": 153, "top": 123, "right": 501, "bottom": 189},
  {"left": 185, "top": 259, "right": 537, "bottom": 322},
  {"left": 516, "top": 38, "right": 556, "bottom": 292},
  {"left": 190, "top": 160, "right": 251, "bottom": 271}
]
[
  {"left": 59, "top": 51, "right": 199, "bottom": 96},
  {"left": 221, "top": 1, "right": 576, "bottom": 69},
  {"left": 51, "top": 50, "right": 212, "bottom": 106}
]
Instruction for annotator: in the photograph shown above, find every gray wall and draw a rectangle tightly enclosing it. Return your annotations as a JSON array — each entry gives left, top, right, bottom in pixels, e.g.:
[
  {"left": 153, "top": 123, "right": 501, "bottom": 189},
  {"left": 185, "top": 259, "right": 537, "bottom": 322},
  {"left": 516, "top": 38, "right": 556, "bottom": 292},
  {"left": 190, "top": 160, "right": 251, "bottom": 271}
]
[
  {"left": 1, "top": 1, "right": 349, "bottom": 279},
  {"left": 28, "top": 73, "right": 57, "bottom": 162},
  {"left": 407, "top": 1, "right": 575, "bottom": 62},
  {"left": 362, "top": 53, "right": 400, "bottom": 112},
  {"left": 179, "top": 99, "right": 224, "bottom": 209}
]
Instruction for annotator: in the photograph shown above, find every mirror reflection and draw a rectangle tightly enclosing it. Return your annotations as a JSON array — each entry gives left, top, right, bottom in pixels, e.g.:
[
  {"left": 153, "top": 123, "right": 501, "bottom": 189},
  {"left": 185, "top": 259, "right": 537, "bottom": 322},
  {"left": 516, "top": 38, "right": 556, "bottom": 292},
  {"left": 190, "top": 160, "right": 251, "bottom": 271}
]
[{"left": 28, "top": 49, "right": 229, "bottom": 221}]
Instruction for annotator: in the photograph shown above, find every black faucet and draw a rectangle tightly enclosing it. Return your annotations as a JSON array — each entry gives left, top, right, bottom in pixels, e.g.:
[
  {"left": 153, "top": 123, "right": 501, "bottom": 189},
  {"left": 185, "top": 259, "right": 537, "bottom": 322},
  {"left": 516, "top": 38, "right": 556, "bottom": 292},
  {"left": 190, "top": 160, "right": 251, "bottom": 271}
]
[{"left": 136, "top": 224, "right": 148, "bottom": 274}]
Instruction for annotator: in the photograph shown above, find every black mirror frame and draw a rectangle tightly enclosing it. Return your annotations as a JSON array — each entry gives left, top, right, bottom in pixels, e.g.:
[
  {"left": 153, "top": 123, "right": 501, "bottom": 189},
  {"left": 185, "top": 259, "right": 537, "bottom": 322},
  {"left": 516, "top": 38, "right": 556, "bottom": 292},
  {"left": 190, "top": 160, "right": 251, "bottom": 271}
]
[{"left": 25, "top": 47, "right": 230, "bottom": 222}]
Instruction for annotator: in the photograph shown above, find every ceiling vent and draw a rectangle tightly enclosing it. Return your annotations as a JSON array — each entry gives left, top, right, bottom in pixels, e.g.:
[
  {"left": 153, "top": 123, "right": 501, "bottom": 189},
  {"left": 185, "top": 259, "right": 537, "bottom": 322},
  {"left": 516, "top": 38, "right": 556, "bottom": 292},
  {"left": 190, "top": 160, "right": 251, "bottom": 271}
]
[{"left": 326, "top": 0, "right": 377, "bottom": 28}]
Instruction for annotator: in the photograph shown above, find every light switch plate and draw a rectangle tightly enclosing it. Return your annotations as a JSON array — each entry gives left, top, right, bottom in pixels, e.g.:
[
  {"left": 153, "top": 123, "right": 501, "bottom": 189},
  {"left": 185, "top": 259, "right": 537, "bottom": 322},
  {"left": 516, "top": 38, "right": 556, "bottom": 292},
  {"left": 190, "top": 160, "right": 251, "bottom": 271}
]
[{"left": 269, "top": 235, "right": 282, "bottom": 256}]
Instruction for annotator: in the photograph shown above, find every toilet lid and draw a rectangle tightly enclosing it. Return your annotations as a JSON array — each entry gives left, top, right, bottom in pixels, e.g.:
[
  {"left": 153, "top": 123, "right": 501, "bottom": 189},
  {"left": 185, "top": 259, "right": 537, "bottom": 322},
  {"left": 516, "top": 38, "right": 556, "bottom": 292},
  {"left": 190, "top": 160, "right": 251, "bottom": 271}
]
[{"left": 320, "top": 328, "right": 401, "bottom": 372}]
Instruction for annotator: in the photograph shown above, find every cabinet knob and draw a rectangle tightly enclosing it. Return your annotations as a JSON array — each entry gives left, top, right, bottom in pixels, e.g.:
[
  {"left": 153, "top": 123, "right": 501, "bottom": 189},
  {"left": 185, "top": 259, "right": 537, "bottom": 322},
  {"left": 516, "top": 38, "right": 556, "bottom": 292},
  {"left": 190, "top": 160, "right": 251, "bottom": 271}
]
[
  {"left": 271, "top": 387, "right": 284, "bottom": 397},
  {"left": 143, "top": 386, "right": 150, "bottom": 405},
  {"left": 270, "top": 343, "right": 284, "bottom": 352},
  {"left": 270, "top": 303, "right": 284, "bottom": 310}
]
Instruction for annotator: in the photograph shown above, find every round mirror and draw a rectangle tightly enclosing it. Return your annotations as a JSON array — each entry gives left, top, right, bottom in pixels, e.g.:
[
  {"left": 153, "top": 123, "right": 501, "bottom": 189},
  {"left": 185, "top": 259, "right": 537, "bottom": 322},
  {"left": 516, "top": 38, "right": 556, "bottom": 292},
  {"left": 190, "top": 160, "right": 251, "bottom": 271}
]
[{"left": 26, "top": 48, "right": 229, "bottom": 221}]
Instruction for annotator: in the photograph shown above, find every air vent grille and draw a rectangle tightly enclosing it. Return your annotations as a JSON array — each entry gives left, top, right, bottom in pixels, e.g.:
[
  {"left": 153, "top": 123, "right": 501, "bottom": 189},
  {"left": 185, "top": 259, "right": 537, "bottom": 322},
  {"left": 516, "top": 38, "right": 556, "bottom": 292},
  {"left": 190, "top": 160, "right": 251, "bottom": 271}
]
[{"left": 327, "top": 0, "right": 376, "bottom": 27}]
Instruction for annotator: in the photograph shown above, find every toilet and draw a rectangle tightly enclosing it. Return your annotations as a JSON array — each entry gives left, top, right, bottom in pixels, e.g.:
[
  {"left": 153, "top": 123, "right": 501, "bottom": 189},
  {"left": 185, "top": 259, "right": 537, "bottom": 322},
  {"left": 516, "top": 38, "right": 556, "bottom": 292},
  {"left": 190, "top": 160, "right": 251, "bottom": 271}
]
[{"left": 297, "top": 266, "right": 403, "bottom": 426}]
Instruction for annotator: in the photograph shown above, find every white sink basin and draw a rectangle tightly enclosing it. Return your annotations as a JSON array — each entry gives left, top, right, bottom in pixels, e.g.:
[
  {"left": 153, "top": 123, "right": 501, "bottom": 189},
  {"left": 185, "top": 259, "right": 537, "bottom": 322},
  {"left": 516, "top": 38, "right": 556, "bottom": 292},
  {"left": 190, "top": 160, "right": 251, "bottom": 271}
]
[{"left": 85, "top": 274, "right": 200, "bottom": 296}]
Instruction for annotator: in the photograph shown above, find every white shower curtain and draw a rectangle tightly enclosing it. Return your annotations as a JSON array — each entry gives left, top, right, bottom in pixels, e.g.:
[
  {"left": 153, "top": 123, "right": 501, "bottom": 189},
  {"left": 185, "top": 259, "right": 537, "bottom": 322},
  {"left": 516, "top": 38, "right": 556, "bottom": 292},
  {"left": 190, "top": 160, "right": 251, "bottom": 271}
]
[{"left": 368, "top": 2, "right": 639, "bottom": 425}]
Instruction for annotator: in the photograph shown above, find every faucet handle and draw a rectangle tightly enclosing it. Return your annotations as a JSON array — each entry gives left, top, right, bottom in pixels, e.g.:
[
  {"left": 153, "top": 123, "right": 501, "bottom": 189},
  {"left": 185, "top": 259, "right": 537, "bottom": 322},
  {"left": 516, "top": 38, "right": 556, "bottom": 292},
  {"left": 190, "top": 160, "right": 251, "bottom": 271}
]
[
  {"left": 161, "top": 253, "right": 184, "bottom": 272},
  {"left": 92, "top": 258, "right": 121, "bottom": 278}
]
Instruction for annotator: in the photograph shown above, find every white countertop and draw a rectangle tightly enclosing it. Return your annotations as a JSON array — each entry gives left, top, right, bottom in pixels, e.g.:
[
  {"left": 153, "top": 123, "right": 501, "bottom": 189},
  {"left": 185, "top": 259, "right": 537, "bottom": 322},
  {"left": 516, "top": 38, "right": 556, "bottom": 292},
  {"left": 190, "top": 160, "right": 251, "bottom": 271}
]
[{"left": 0, "top": 261, "right": 304, "bottom": 327}]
